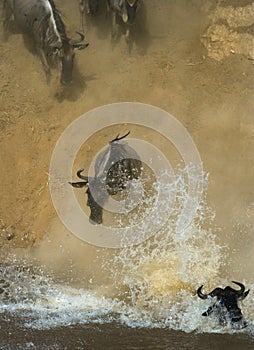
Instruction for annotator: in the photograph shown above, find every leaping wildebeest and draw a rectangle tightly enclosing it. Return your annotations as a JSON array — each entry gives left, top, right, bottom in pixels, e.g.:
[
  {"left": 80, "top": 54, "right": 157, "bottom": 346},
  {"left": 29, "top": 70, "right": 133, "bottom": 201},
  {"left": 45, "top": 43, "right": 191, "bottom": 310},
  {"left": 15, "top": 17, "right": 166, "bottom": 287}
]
[
  {"left": 197, "top": 281, "right": 250, "bottom": 329},
  {"left": 2, "top": 0, "right": 89, "bottom": 84},
  {"left": 107, "top": 0, "right": 139, "bottom": 46},
  {"left": 69, "top": 131, "right": 142, "bottom": 224}
]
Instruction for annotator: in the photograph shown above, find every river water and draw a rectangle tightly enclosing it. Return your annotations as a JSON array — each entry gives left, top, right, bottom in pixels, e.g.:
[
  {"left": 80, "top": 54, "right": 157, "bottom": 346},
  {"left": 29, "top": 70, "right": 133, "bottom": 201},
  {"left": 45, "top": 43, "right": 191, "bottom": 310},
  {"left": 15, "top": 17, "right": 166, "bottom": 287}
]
[
  {"left": 0, "top": 178, "right": 254, "bottom": 349},
  {"left": 0, "top": 320, "right": 254, "bottom": 350}
]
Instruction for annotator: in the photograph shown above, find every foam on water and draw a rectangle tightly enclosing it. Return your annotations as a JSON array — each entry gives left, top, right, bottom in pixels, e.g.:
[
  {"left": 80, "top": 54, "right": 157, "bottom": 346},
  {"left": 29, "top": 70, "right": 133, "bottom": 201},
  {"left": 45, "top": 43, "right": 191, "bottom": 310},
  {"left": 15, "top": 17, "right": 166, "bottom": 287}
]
[
  {"left": 0, "top": 267, "right": 253, "bottom": 333},
  {"left": 0, "top": 167, "right": 253, "bottom": 334}
]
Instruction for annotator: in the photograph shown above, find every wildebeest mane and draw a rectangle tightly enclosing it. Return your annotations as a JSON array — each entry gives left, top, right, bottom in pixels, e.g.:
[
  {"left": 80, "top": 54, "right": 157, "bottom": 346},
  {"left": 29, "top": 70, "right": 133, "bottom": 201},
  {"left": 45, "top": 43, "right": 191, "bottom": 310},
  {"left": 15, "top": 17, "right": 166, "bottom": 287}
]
[{"left": 47, "top": 0, "right": 68, "bottom": 40}]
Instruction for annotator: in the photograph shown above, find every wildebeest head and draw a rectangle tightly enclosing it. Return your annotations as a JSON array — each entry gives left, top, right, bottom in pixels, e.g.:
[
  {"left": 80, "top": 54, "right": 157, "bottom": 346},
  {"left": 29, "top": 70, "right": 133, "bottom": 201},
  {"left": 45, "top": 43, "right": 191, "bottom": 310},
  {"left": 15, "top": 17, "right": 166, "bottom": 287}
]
[
  {"left": 69, "top": 131, "right": 142, "bottom": 224},
  {"left": 124, "top": 0, "right": 139, "bottom": 25},
  {"left": 57, "top": 32, "right": 89, "bottom": 85},
  {"left": 197, "top": 281, "right": 250, "bottom": 326},
  {"left": 86, "top": 184, "right": 104, "bottom": 224},
  {"left": 197, "top": 281, "right": 249, "bottom": 300},
  {"left": 43, "top": 0, "right": 90, "bottom": 85},
  {"left": 69, "top": 170, "right": 105, "bottom": 225}
]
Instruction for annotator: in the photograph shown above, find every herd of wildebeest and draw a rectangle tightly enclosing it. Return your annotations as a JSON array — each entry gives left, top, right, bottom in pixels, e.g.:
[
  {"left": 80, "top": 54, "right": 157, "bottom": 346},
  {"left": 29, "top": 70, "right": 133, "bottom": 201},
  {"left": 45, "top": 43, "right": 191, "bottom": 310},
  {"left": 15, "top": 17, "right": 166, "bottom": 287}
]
[
  {"left": 2, "top": 0, "right": 139, "bottom": 84},
  {"left": 1, "top": 0, "right": 251, "bottom": 330}
]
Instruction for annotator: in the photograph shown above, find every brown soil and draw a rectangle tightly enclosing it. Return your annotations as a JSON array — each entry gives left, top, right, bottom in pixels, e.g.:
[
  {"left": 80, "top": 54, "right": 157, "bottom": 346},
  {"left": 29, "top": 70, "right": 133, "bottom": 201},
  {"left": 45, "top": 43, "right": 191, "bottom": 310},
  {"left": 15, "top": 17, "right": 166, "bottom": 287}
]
[{"left": 0, "top": 0, "right": 253, "bottom": 277}]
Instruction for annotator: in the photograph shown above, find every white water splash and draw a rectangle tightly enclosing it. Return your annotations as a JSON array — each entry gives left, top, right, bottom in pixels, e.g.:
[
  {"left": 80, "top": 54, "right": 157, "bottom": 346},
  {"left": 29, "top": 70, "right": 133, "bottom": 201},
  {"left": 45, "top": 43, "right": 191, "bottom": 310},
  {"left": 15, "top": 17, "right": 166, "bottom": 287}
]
[
  {"left": 0, "top": 260, "right": 253, "bottom": 333},
  {"left": 0, "top": 167, "right": 253, "bottom": 334}
]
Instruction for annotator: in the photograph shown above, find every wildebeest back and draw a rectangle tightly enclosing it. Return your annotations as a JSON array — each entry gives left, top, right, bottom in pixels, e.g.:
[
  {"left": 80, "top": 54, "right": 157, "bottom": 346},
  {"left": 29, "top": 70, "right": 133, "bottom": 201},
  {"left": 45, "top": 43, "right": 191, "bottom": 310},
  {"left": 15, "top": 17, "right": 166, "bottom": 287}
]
[{"left": 94, "top": 139, "right": 142, "bottom": 195}]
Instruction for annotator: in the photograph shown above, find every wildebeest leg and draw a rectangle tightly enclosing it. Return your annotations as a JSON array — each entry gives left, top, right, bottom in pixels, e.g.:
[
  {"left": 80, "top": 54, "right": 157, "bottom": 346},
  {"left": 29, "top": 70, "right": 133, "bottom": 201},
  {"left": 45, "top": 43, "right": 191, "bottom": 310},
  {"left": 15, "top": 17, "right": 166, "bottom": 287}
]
[
  {"left": 203, "top": 302, "right": 227, "bottom": 325},
  {"left": 229, "top": 308, "right": 243, "bottom": 326},
  {"left": 111, "top": 11, "right": 119, "bottom": 42},
  {"left": 230, "top": 311, "right": 248, "bottom": 329},
  {"left": 216, "top": 302, "right": 227, "bottom": 325},
  {"left": 218, "top": 309, "right": 227, "bottom": 326},
  {"left": 79, "top": 0, "right": 85, "bottom": 32},
  {"left": 202, "top": 303, "right": 216, "bottom": 317},
  {"left": 2, "top": 0, "right": 13, "bottom": 41},
  {"left": 37, "top": 47, "right": 51, "bottom": 85},
  {"left": 79, "top": 0, "right": 99, "bottom": 32},
  {"left": 125, "top": 27, "right": 130, "bottom": 42},
  {"left": 125, "top": 27, "right": 133, "bottom": 54}
]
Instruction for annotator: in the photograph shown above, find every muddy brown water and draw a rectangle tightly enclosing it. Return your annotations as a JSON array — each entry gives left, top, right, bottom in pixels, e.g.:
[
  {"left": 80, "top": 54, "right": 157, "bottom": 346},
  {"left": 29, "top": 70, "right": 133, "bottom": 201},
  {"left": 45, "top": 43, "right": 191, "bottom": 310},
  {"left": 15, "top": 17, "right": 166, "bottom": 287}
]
[
  {"left": 0, "top": 319, "right": 254, "bottom": 350},
  {"left": 0, "top": 0, "right": 254, "bottom": 349}
]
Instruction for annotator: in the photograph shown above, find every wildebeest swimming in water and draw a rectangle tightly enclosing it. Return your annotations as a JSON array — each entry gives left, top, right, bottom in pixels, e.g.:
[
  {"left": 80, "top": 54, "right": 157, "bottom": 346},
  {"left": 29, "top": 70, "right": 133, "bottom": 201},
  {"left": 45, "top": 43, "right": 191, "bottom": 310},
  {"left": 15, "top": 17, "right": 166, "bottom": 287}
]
[
  {"left": 2, "top": 0, "right": 89, "bottom": 84},
  {"left": 69, "top": 131, "right": 142, "bottom": 224},
  {"left": 197, "top": 281, "right": 250, "bottom": 329}
]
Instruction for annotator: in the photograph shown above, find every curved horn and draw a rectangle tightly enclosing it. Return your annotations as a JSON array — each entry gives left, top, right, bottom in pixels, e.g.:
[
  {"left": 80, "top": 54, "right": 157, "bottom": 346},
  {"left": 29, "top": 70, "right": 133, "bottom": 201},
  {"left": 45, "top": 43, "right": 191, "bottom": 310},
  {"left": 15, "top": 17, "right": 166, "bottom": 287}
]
[
  {"left": 69, "top": 32, "right": 85, "bottom": 45},
  {"left": 110, "top": 131, "right": 131, "bottom": 143},
  {"left": 69, "top": 181, "right": 87, "bottom": 188},
  {"left": 239, "top": 289, "right": 250, "bottom": 300},
  {"left": 232, "top": 281, "right": 245, "bottom": 296},
  {"left": 77, "top": 169, "right": 89, "bottom": 182},
  {"left": 197, "top": 285, "right": 208, "bottom": 299}
]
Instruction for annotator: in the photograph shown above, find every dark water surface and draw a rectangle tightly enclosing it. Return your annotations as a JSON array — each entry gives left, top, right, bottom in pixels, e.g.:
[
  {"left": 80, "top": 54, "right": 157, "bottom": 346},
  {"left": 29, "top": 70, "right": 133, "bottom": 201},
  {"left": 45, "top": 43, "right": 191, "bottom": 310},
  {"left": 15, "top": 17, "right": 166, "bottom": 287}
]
[{"left": 1, "top": 318, "right": 254, "bottom": 350}]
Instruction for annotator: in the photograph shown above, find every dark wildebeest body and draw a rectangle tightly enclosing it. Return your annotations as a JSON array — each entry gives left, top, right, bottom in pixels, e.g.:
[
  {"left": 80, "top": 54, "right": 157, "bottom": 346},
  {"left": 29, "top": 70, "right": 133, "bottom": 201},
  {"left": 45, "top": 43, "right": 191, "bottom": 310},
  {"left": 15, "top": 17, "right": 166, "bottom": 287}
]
[
  {"left": 197, "top": 281, "right": 249, "bottom": 328},
  {"left": 107, "top": 0, "right": 139, "bottom": 46},
  {"left": 69, "top": 132, "right": 142, "bottom": 224},
  {"left": 2, "top": 0, "right": 89, "bottom": 84}
]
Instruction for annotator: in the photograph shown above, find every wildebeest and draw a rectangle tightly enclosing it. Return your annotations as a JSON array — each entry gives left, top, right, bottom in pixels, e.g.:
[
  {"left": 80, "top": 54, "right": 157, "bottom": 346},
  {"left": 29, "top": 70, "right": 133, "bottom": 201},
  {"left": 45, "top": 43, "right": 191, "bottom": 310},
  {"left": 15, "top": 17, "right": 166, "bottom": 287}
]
[
  {"left": 107, "top": 0, "right": 139, "bottom": 45},
  {"left": 197, "top": 281, "right": 249, "bottom": 328},
  {"left": 79, "top": 0, "right": 100, "bottom": 31},
  {"left": 69, "top": 131, "right": 142, "bottom": 224},
  {"left": 2, "top": 0, "right": 89, "bottom": 84}
]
